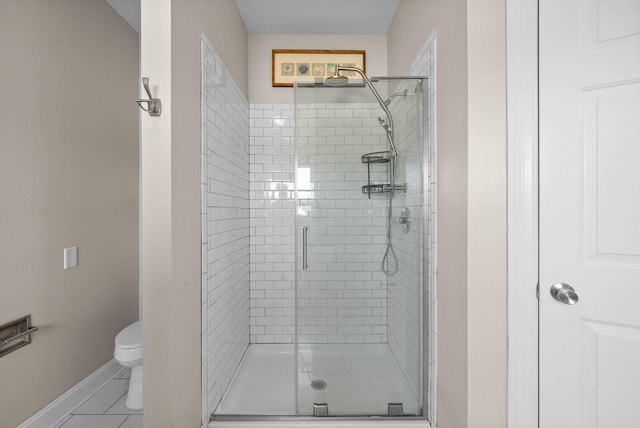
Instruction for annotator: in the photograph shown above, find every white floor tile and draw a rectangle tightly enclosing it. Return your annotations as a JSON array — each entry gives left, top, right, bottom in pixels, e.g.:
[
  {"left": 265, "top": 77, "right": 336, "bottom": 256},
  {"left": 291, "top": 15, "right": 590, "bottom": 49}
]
[
  {"left": 105, "top": 394, "right": 143, "bottom": 415},
  {"left": 73, "top": 379, "right": 128, "bottom": 415},
  {"left": 53, "top": 415, "right": 73, "bottom": 428},
  {"left": 119, "top": 415, "right": 143, "bottom": 428},
  {"left": 60, "top": 415, "right": 127, "bottom": 428}
]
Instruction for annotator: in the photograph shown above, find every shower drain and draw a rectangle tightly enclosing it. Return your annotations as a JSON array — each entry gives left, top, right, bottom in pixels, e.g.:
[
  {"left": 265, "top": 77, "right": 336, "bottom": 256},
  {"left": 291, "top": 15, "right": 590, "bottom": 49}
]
[{"left": 311, "top": 379, "right": 327, "bottom": 391}]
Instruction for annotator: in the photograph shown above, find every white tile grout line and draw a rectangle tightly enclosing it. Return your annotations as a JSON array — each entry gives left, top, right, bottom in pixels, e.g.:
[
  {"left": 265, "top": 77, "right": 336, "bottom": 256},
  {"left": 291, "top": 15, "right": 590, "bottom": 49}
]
[{"left": 98, "top": 390, "right": 129, "bottom": 416}]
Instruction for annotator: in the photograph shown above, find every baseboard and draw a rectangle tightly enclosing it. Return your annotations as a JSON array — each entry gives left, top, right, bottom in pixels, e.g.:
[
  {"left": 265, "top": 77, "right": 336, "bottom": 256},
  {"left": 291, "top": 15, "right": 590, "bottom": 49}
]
[{"left": 17, "top": 359, "right": 123, "bottom": 428}]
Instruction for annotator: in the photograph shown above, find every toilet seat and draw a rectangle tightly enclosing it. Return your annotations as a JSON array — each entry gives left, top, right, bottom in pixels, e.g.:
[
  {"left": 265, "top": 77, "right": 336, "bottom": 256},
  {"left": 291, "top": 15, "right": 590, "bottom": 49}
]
[{"left": 114, "top": 321, "right": 142, "bottom": 363}]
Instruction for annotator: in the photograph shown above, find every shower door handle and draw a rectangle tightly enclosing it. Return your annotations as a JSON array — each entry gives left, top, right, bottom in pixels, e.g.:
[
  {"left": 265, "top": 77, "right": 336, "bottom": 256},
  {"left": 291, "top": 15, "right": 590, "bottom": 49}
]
[{"left": 302, "top": 226, "right": 309, "bottom": 271}]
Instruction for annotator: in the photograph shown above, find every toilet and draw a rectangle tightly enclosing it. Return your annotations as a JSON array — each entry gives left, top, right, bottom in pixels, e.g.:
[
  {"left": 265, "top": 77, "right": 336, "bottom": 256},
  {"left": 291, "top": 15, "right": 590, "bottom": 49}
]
[{"left": 114, "top": 321, "right": 143, "bottom": 410}]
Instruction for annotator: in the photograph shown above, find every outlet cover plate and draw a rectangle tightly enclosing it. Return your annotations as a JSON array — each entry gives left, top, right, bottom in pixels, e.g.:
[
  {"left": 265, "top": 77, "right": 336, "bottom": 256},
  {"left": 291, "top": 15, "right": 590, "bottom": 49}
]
[{"left": 64, "top": 247, "right": 78, "bottom": 269}]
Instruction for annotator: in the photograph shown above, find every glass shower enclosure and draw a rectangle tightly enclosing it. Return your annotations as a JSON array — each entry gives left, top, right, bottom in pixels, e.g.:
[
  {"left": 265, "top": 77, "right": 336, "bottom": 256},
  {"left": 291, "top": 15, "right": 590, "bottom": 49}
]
[{"left": 294, "top": 76, "right": 427, "bottom": 418}]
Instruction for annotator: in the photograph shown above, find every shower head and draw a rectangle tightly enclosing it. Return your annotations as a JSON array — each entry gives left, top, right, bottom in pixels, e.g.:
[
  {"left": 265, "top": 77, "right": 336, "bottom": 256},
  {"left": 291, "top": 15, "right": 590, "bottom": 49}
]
[
  {"left": 325, "top": 76, "right": 349, "bottom": 86},
  {"left": 325, "top": 66, "right": 349, "bottom": 86}
]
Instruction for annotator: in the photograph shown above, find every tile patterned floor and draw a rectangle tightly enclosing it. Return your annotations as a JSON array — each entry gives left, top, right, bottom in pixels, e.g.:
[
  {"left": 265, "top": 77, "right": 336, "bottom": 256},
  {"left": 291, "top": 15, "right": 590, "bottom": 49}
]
[{"left": 54, "top": 368, "right": 142, "bottom": 428}]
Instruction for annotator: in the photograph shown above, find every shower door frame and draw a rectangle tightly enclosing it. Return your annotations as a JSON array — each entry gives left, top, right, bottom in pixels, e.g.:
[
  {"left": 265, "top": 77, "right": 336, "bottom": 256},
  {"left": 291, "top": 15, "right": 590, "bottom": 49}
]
[{"left": 291, "top": 75, "right": 433, "bottom": 422}]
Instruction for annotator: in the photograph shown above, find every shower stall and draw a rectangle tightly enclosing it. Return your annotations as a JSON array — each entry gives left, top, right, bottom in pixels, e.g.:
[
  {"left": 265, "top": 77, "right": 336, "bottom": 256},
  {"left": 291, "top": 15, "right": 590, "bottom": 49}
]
[{"left": 202, "top": 42, "right": 433, "bottom": 424}]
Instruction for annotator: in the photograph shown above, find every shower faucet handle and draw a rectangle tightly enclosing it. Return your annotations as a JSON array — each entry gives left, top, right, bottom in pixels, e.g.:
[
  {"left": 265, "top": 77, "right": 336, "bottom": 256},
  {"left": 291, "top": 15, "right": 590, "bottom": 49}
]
[{"left": 397, "top": 208, "right": 411, "bottom": 233}]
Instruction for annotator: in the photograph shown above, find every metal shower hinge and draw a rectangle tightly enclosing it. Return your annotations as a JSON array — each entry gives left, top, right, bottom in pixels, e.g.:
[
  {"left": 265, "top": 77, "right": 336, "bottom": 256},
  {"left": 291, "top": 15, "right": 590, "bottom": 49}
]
[
  {"left": 313, "top": 403, "right": 328, "bottom": 417},
  {"left": 388, "top": 402, "right": 404, "bottom": 416}
]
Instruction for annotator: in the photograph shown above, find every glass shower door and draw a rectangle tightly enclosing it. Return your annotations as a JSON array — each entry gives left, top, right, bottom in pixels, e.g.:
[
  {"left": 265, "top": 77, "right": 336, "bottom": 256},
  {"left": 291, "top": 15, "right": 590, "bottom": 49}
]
[{"left": 294, "top": 78, "right": 425, "bottom": 418}]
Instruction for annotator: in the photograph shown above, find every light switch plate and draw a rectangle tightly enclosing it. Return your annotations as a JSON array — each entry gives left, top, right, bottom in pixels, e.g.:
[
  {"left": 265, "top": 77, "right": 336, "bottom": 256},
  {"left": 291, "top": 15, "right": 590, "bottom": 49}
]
[{"left": 64, "top": 247, "right": 78, "bottom": 269}]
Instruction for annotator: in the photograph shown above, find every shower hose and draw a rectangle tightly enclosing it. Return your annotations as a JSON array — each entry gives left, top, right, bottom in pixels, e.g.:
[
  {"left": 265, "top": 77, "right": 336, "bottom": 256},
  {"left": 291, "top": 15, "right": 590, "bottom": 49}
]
[{"left": 381, "top": 159, "right": 399, "bottom": 276}]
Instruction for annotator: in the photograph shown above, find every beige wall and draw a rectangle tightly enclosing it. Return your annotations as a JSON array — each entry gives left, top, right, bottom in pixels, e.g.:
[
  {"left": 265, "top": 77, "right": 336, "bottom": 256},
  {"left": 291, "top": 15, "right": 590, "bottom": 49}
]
[
  {"left": 466, "top": 0, "right": 507, "bottom": 426},
  {"left": 0, "top": 1, "right": 139, "bottom": 426},
  {"left": 249, "top": 34, "right": 387, "bottom": 104},
  {"left": 141, "top": 0, "right": 248, "bottom": 426},
  {"left": 141, "top": 0, "right": 173, "bottom": 426},
  {"left": 176, "top": 0, "right": 249, "bottom": 99},
  {"left": 389, "top": 1, "right": 470, "bottom": 426},
  {"left": 389, "top": 0, "right": 507, "bottom": 426}
]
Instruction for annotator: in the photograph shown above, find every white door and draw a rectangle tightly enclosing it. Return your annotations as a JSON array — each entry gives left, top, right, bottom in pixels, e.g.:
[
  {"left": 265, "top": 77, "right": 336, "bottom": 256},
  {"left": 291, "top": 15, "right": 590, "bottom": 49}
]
[{"left": 539, "top": 0, "right": 640, "bottom": 426}]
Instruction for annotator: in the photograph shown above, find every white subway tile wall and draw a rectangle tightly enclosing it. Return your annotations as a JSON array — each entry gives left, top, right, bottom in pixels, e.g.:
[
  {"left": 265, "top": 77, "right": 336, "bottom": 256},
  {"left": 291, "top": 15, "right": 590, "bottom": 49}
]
[
  {"left": 201, "top": 36, "right": 250, "bottom": 420},
  {"left": 249, "top": 103, "right": 296, "bottom": 344},
  {"left": 249, "top": 101, "right": 393, "bottom": 345},
  {"left": 295, "top": 101, "right": 389, "bottom": 345}
]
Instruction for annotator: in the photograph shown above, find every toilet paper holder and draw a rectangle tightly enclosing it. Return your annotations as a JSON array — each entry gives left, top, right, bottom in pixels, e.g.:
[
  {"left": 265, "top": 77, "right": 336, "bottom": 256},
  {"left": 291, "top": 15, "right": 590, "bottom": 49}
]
[{"left": 0, "top": 315, "right": 38, "bottom": 358}]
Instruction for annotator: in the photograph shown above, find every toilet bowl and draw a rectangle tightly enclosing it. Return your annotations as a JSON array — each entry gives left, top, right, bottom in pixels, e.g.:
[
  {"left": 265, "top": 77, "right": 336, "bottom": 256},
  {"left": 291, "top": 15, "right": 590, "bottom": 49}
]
[{"left": 114, "top": 321, "right": 143, "bottom": 410}]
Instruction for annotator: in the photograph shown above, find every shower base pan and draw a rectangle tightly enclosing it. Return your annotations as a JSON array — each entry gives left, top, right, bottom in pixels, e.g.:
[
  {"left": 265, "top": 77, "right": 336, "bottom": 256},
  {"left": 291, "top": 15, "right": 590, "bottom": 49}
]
[{"left": 212, "top": 343, "right": 423, "bottom": 423}]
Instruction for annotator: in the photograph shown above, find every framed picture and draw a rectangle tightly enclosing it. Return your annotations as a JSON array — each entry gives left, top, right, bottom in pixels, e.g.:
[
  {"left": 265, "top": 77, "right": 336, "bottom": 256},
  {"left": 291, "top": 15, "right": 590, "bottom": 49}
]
[{"left": 272, "top": 49, "right": 366, "bottom": 87}]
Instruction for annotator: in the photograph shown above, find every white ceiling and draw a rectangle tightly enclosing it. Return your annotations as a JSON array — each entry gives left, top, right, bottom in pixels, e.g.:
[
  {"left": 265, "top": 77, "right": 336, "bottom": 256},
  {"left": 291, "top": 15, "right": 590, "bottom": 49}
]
[
  {"left": 105, "top": 0, "right": 400, "bottom": 35},
  {"left": 234, "top": 0, "right": 400, "bottom": 34}
]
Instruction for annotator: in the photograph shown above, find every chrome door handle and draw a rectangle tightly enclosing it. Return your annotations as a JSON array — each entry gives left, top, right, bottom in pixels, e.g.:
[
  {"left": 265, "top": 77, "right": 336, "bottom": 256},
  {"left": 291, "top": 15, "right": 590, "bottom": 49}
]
[
  {"left": 550, "top": 283, "right": 579, "bottom": 305},
  {"left": 302, "top": 226, "right": 308, "bottom": 271}
]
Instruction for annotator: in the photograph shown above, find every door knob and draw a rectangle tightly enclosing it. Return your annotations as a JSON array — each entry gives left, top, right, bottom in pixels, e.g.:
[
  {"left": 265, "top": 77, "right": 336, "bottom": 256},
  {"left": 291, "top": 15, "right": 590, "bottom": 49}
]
[{"left": 550, "top": 283, "right": 579, "bottom": 305}]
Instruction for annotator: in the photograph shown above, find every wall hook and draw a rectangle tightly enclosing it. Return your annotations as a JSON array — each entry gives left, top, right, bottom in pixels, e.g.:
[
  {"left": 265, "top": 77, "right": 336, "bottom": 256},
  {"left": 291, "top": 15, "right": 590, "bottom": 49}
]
[{"left": 136, "top": 77, "right": 162, "bottom": 117}]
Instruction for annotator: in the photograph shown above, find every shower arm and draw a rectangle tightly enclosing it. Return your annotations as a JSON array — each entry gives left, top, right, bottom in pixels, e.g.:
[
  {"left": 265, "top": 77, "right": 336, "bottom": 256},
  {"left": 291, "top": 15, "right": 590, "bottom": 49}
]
[{"left": 337, "top": 66, "right": 397, "bottom": 158}]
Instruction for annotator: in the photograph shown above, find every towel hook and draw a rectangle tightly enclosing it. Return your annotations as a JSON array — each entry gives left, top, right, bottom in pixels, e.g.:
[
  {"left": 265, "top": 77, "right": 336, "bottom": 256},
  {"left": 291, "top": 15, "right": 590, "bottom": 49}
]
[{"left": 136, "top": 77, "right": 162, "bottom": 117}]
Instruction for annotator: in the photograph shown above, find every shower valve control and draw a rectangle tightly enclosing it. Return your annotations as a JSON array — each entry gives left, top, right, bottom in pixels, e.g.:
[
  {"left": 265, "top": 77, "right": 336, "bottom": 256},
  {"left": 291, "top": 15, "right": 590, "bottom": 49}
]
[{"left": 398, "top": 208, "right": 411, "bottom": 233}]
